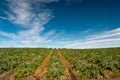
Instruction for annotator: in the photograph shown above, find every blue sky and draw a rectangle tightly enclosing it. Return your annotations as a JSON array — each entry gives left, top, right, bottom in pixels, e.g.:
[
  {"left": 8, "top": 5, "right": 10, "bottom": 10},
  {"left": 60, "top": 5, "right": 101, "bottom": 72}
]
[{"left": 0, "top": 0, "right": 120, "bottom": 48}]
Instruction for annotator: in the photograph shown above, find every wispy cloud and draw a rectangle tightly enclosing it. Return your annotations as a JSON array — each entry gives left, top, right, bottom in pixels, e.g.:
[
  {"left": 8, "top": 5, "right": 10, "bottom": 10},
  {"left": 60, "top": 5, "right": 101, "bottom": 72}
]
[
  {"left": 0, "top": 0, "right": 61, "bottom": 47},
  {"left": 0, "top": 30, "right": 16, "bottom": 38},
  {"left": 87, "top": 28, "right": 120, "bottom": 40},
  {"left": 0, "top": 16, "right": 8, "bottom": 20},
  {"left": 82, "top": 29, "right": 93, "bottom": 34},
  {"left": 5, "top": 0, "right": 55, "bottom": 27},
  {"left": 57, "top": 28, "right": 120, "bottom": 48}
]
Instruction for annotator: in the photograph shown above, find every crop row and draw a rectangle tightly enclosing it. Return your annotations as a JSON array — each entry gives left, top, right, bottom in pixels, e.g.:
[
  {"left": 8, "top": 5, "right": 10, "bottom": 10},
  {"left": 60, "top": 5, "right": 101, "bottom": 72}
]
[
  {"left": 46, "top": 49, "right": 68, "bottom": 80},
  {"left": 60, "top": 48, "right": 120, "bottom": 79},
  {"left": 0, "top": 48, "right": 51, "bottom": 78},
  {"left": 0, "top": 48, "right": 120, "bottom": 79}
]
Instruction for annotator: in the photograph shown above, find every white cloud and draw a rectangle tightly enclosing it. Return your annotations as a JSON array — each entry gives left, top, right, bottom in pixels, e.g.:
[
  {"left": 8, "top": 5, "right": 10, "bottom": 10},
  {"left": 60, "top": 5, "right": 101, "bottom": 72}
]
[
  {"left": 0, "top": 0, "right": 61, "bottom": 47},
  {"left": 4, "top": 0, "right": 54, "bottom": 27},
  {"left": 44, "top": 30, "right": 56, "bottom": 37},
  {"left": 0, "top": 30, "right": 16, "bottom": 38},
  {"left": 57, "top": 28, "right": 120, "bottom": 48},
  {"left": 82, "top": 29, "right": 93, "bottom": 34},
  {"left": 0, "top": 16, "right": 8, "bottom": 20},
  {"left": 65, "top": 38, "right": 120, "bottom": 47},
  {"left": 5, "top": 0, "right": 32, "bottom": 25},
  {"left": 87, "top": 28, "right": 120, "bottom": 40}
]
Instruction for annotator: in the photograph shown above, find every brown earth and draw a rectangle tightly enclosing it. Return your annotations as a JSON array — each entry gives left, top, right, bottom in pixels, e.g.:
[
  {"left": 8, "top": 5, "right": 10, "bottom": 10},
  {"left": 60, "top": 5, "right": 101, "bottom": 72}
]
[
  {"left": 34, "top": 50, "right": 53, "bottom": 78},
  {"left": 0, "top": 70, "right": 14, "bottom": 80},
  {"left": 58, "top": 50, "right": 78, "bottom": 80}
]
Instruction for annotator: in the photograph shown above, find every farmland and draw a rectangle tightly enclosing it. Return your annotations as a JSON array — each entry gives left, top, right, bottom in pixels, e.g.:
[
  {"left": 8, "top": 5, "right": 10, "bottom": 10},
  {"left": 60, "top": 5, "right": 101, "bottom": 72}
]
[{"left": 0, "top": 48, "right": 120, "bottom": 80}]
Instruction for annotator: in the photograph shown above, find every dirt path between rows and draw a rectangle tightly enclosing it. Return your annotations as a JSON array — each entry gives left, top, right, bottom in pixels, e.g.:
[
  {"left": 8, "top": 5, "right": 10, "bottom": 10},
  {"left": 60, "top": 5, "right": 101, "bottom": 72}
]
[
  {"left": 34, "top": 50, "right": 53, "bottom": 78},
  {"left": 0, "top": 70, "right": 14, "bottom": 80},
  {"left": 58, "top": 50, "right": 78, "bottom": 80}
]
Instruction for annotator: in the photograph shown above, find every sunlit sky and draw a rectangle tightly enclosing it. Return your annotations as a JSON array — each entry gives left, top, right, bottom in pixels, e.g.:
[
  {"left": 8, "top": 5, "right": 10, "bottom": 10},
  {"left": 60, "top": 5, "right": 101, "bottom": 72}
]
[{"left": 0, "top": 0, "right": 120, "bottom": 48}]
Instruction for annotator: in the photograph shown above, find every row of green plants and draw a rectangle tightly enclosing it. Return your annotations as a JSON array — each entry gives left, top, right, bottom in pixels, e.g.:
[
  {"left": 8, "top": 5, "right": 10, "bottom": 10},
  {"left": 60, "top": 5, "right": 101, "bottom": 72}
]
[
  {"left": 46, "top": 49, "right": 68, "bottom": 80},
  {"left": 60, "top": 48, "right": 120, "bottom": 79},
  {"left": 0, "top": 48, "right": 51, "bottom": 78},
  {"left": 1, "top": 48, "right": 120, "bottom": 79}
]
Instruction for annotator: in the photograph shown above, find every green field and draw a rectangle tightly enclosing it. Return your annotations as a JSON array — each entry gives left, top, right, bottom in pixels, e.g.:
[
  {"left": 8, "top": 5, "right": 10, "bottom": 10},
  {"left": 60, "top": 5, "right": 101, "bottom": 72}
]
[{"left": 0, "top": 48, "right": 120, "bottom": 80}]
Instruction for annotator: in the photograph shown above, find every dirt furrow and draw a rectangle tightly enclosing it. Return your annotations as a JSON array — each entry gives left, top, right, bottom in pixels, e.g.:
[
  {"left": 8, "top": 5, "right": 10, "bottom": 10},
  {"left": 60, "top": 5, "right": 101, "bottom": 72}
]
[
  {"left": 58, "top": 50, "right": 78, "bottom": 80},
  {"left": 34, "top": 50, "right": 53, "bottom": 78}
]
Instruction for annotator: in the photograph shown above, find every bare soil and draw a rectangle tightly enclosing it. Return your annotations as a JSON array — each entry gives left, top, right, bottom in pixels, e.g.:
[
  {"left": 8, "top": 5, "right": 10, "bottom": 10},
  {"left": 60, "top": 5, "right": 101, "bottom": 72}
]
[
  {"left": 58, "top": 50, "right": 78, "bottom": 80},
  {"left": 34, "top": 50, "right": 53, "bottom": 77},
  {"left": 0, "top": 70, "right": 14, "bottom": 80}
]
